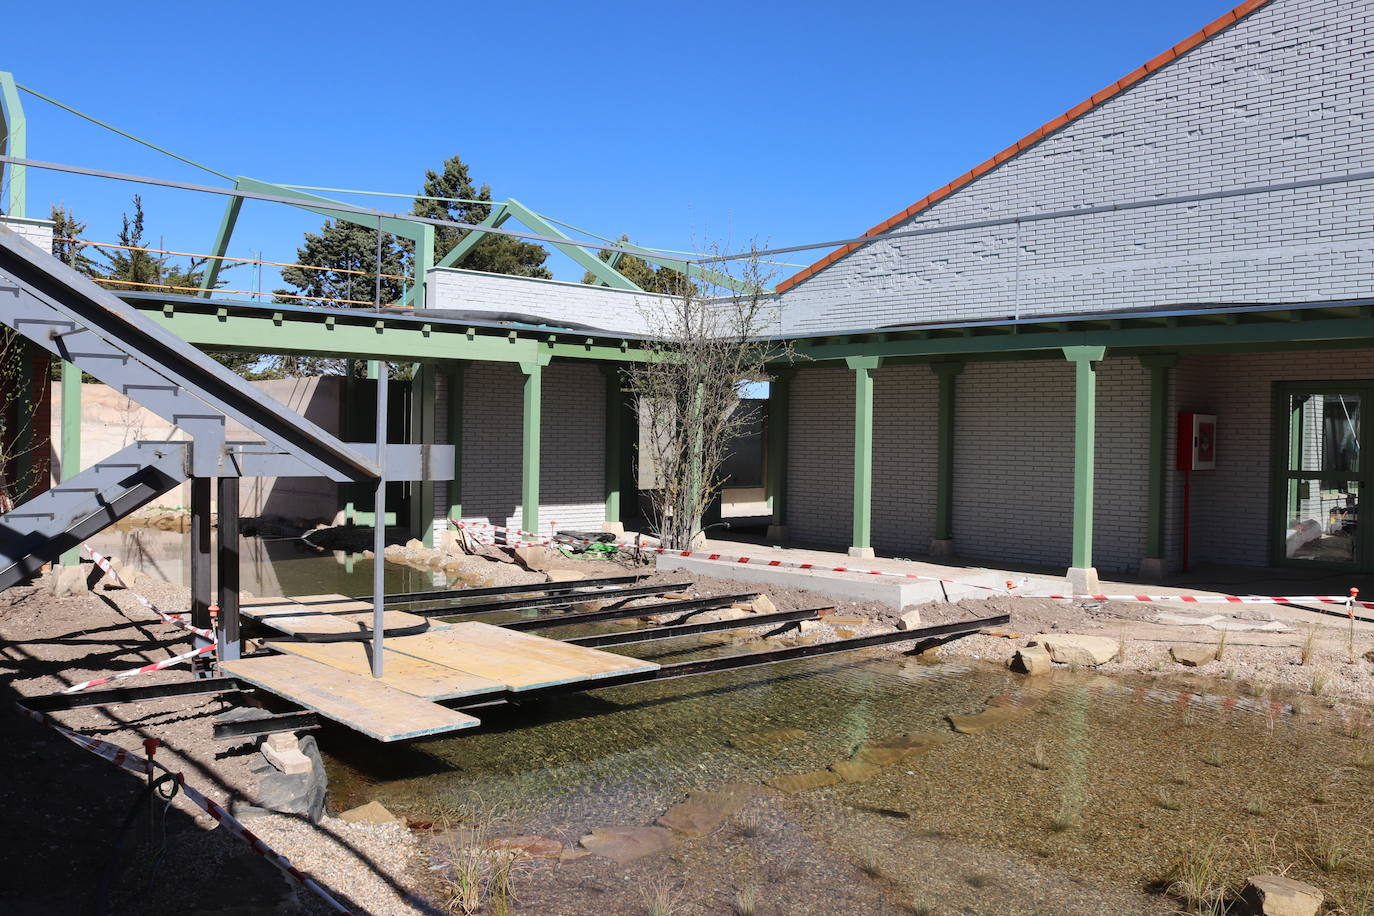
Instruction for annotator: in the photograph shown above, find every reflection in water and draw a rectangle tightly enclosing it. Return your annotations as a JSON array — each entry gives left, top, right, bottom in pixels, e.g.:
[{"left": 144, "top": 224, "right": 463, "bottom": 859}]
[{"left": 85, "top": 527, "right": 445, "bottom": 598}]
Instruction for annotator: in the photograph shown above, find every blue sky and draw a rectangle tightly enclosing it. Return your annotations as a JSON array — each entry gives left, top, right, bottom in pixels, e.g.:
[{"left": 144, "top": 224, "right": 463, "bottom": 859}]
[{"left": 3, "top": 0, "right": 1245, "bottom": 290}]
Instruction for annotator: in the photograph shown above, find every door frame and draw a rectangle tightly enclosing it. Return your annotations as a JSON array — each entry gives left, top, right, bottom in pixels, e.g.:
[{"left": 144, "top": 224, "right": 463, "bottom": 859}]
[{"left": 1269, "top": 380, "right": 1371, "bottom": 571}]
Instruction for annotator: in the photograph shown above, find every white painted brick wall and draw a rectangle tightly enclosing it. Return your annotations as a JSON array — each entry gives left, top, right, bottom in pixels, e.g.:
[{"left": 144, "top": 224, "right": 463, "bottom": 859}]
[
  {"left": 428, "top": 268, "right": 675, "bottom": 335},
  {"left": 436, "top": 360, "right": 606, "bottom": 537},
  {"left": 0, "top": 216, "right": 55, "bottom": 251},
  {"left": 774, "top": 0, "right": 1374, "bottom": 334},
  {"left": 786, "top": 358, "right": 1151, "bottom": 571}
]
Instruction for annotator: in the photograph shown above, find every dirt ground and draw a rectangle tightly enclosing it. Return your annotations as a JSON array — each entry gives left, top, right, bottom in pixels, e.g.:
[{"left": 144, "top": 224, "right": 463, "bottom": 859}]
[{"left": 4, "top": 540, "right": 1373, "bottom": 914}]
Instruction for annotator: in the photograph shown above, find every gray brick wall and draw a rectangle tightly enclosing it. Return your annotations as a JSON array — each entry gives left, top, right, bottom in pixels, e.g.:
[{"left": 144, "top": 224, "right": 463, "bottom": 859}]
[
  {"left": 774, "top": 0, "right": 1374, "bottom": 334},
  {"left": 1168, "top": 348, "right": 1374, "bottom": 569},
  {"left": 437, "top": 360, "right": 605, "bottom": 537},
  {"left": 786, "top": 358, "right": 1152, "bottom": 571}
]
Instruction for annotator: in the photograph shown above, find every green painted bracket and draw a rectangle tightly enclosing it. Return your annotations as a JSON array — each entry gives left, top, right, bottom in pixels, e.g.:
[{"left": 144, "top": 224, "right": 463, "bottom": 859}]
[
  {"left": 502, "top": 199, "right": 640, "bottom": 290},
  {"left": 433, "top": 204, "right": 510, "bottom": 269}
]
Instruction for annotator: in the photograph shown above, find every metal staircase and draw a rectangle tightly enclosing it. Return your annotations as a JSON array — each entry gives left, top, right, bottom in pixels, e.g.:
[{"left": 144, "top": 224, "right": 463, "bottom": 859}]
[{"left": 0, "top": 227, "right": 382, "bottom": 590}]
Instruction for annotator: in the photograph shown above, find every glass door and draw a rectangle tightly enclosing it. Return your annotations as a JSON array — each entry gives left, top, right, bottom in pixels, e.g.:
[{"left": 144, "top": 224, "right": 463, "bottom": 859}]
[{"left": 1275, "top": 385, "right": 1367, "bottom": 569}]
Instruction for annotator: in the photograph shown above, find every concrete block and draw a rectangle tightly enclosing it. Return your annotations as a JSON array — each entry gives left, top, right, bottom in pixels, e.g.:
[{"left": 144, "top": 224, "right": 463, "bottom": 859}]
[
  {"left": 848, "top": 546, "right": 876, "bottom": 559},
  {"left": 656, "top": 554, "right": 939, "bottom": 610},
  {"left": 600, "top": 521, "right": 625, "bottom": 535},
  {"left": 261, "top": 733, "right": 313, "bottom": 776},
  {"left": 1066, "top": 566, "right": 1100, "bottom": 594}
]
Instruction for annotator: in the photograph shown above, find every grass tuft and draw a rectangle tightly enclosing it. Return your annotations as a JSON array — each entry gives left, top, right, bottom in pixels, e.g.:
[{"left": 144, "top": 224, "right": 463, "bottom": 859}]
[
  {"left": 1311, "top": 671, "right": 1329, "bottom": 696},
  {"left": 641, "top": 879, "right": 688, "bottom": 916},
  {"left": 732, "top": 887, "right": 758, "bottom": 916},
  {"left": 1148, "top": 785, "right": 1183, "bottom": 811},
  {"left": 1201, "top": 746, "right": 1226, "bottom": 769},
  {"left": 1305, "top": 831, "right": 1356, "bottom": 874},
  {"left": 1301, "top": 624, "right": 1318, "bottom": 666},
  {"left": 1029, "top": 740, "right": 1051, "bottom": 771},
  {"left": 1162, "top": 839, "right": 1231, "bottom": 916},
  {"left": 1215, "top": 627, "right": 1228, "bottom": 662},
  {"left": 1242, "top": 797, "right": 1266, "bottom": 817}
]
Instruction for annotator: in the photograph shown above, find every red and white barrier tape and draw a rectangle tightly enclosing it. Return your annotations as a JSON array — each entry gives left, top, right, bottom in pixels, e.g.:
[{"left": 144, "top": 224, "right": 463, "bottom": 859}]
[
  {"left": 82, "top": 546, "right": 215, "bottom": 642},
  {"left": 59, "top": 643, "right": 219, "bottom": 695},
  {"left": 450, "top": 521, "right": 1023, "bottom": 594},
  {"left": 15, "top": 701, "right": 351, "bottom": 913},
  {"left": 451, "top": 523, "right": 1373, "bottom": 614}
]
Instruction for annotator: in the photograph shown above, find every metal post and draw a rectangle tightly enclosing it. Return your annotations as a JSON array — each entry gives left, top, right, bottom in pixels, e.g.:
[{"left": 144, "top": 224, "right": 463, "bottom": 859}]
[
  {"left": 216, "top": 477, "right": 240, "bottom": 662},
  {"left": 1064, "top": 347, "right": 1105, "bottom": 591},
  {"left": 190, "top": 477, "right": 212, "bottom": 636},
  {"left": 519, "top": 360, "right": 544, "bottom": 535},
  {"left": 58, "top": 360, "right": 81, "bottom": 566},
  {"left": 846, "top": 357, "right": 880, "bottom": 557},
  {"left": 1139, "top": 355, "right": 1176, "bottom": 577},
  {"left": 372, "top": 361, "right": 388, "bottom": 677},
  {"left": 931, "top": 362, "right": 963, "bottom": 558},
  {"left": 342, "top": 360, "right": 357, "bottom": 524}
]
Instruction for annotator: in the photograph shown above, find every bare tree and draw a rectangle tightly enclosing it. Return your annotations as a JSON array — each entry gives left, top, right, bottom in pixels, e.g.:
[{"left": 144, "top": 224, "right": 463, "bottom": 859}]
[
  {"left": 626, "top": 245, "right": 782, "bottom": 549},
  {"left": 0, "top": 329, "right": 43, "bottom": 514}
]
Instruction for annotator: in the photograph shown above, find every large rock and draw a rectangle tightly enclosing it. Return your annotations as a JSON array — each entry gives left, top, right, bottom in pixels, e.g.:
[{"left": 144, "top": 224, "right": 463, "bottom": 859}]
[
  {"left": 51, "top": 564, "right": 91, "bottom": 598},
  {"left": 655, "top": 786, "right": 752, "bottom": 837},
  {"left": 338, "top": 800, "right": 401, "bottom": 826},
  {"left": 1010, "top": 645, "right": 1052, "bottom": 675},
  {"left": 948, "top": 705, "right": 1033, "bottom": 735},
  {"left": 765, "top": 770, "right": 841, "bottom": 793},
  {"left": 830, "top": 759, "right": 884, "bottom": 782},
  {"left": 578, "top": 826, "right": 675, "bottom": 863},
  {"left": 750, "top": 594, "right": 776, "bottom": 615},
  {"left": 488, "top": 835, "right": 563, "bottom": 857},
  {"left": 693, "top": 608, "right": 754, "bottom": 625},
  {"left": 1027, "top": 634, "right": 1119, "bottom": 667},
  {"left": 1240, "top": 874, "right": 1323, "bottom": 916},
  {"left": 544, "top": 569, "right": 588, "bottom": 583},
  {"left": 895, "top": 608, "right": 923, "bottom": 631},
  {"left": 1169, "top": 644, "right": 1217, "bottom": 667}
]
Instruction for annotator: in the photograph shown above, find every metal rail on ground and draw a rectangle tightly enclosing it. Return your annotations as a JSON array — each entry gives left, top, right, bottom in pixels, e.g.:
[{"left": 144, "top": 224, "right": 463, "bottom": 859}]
[
  {"left": 501, "top": 593, "right": 759, "bottom": 631},
  {"left": 21, "top": 677, "right": 246, "bottom": 712},
  {"left": 410, "top": 581, "right": 693, "bottom": 618},
  {"left": 382, "top": 574, "right": 646, "bottom": 605},
  {"left": 561, "top": 607, "right": 825, "bottom": 648},
  {"left": 458, "top": 615, "right": 1010, "bottom": 708}
]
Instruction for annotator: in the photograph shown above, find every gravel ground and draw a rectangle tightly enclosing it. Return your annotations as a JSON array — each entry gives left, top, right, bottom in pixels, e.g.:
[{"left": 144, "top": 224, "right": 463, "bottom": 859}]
[{"left": 5, "top": 539, "right": 1374, "bottom": 914}]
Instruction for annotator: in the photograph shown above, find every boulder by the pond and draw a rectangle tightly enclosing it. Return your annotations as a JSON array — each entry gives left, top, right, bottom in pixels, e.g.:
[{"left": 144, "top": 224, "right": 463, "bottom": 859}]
[
  {"left": 1240, "top": 874, "right": 1324, "bottom": 916},
  {"left": 578, "top": 826, "right": 675, "bottom": 863},
  {"left": 948, "top": 704, "right": 1034, "bottom": 735},
  {"left": 830, "top": 759, "right": 884, "bottom": 782},
  {"left": 1027, "top": 634, "right": 1119, "bottom": 667},
  {"left": 655, "top": 785, "right": 752, "bottom": 837},
  {"left": 1169, "top": 644, "right": 1217, "bottom": 667},
  {"left": 1010, "top": 645, "right": 1052, "bottom": 676},
  {"left": 50, "top": 563, "right": 90, "bottom": 598},
  {"left": 765, "top": 770, "right": 842, "bottom": 793}
]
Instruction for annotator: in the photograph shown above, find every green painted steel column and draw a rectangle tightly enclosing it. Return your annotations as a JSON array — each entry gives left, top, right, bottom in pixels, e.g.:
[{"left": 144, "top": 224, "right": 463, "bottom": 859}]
[
  {"left": 602, "top": 364, "right": 623, "bottom": 526},
  {"left": 766, "top": 369, "right": 792, "bottom": 532},
  {"left": 415, "top": 224, "right": 435, "bottom": 308},
  {"left": 410, "top": 363, "right": 437, "bottom": 546},
  {"left": 1139, "top": 355, "right": 1177, "bottom": 566},
  {"left": 931, "top": 362, "right": 964, "bottom": 543},
  {"left": 519, "top": 358, "right": 548, "bottom": 535},
  {"left": 1064, "top": 347, "right": 1106, "bottom": 573},
  {"left": 1, "top": 70, "right": 28, "bottom": 218},
  {"left": 198, "top": 196, "right": 242, "bottom": 295},
  {"left": 847, "top": 357, "right": 880, "bottom": 554},
  {"left": 447, "top": 362, "right": 465, "bottom": 526},
  {"left": 59, "top": 361, "right": 81, "bottom": 565}
]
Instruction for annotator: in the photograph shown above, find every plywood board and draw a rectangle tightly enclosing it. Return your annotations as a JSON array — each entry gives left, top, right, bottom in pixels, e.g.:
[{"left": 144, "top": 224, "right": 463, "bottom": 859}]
[
  {"left": 221, "top": 653, "right": 479, "bottom": 742},
  {"left": 387, "top": 622, "right": 658, "bottom": 692},
  {"left": 268, "top": 640, "right": 504, "bottom": 701},
  {"left": 248, "top": 607, "right": 430, "bottom": 641}
]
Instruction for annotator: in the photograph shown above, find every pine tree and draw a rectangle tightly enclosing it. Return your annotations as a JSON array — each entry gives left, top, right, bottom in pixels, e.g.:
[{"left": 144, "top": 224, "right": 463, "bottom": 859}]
[
  {"left": 410, "top": 154, "right": 551, "bottom": 279},
  {"left": 49, "top": 204, "right": 98, "bottom": 275},
  {"left": 581, "top": 234, "right": 696, "bottom": 294}
]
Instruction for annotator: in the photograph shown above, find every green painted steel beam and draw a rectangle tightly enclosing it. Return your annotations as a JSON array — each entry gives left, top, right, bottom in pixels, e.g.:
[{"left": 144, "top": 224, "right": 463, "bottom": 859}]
[
  {"left": 1064, "top": 347, "right": 1105, "bottom": 571},
  {"left": 846, "top": 356, "right": 880, "bottom": 550},
  {"left": 1139, "top": 355, "right": 1177, "bottom": 561},
  {"left": 766, "top": 369, "right": 792, "bottom": 526},
  {"left": 59, "top": 361, "right": 81, "bottom": 565},
  {"left": 432, "top": 205, "right": 509, "bottom": 270},
  {"left": 787, "top": 314, "right": 1374, "bottom": 362},
  {"left": 519, "top": 357, "right": 549, "bottom": 534},
  {"left": 603, "top": 364, "right": 623, "bottom": 524},
  {"left": 931, "top": 362, "right": 963, "bottom": 542},
  {"left": 502, "top": 199, "right": 641, "bottom": 290},
  {"left": 234, "top": 176, "right": 426, "bottom": 242},
  {"left": 0, "top": 71, "right": 26, "bottom": 217},
  {"left": 130, "top": 300, "right": 650, "bottom": 363},
  {"left": 199, "top": 196, "right": 243, "bottom": 296}
]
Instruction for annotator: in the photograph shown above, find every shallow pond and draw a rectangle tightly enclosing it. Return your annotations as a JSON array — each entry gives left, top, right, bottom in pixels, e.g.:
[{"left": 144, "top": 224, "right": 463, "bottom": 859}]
[{"left": 93, "top": 530, "right": 1374, "bottom": 912}]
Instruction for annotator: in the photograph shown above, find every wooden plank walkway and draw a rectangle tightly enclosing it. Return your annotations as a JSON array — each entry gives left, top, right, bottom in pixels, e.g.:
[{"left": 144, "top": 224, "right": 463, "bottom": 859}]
[
  {"left": 221, "top": 653, "right": 481, "bottom": 742},
  {"left": 241, "top": 594, "right": 429, "bottom": 641},
  {"left": 267, "top": 640, "right": 505, "bottom": 702},
  {"left": 386, "top": 622, "right": 659, "bottom": 691}
]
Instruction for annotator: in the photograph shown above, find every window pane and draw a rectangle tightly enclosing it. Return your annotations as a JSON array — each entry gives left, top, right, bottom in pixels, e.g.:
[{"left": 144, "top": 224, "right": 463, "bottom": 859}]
[
  {"left": 1289, "top": 393, "right": 1360, "bottom": 475},
  {"left": 1284, "top": 479, "right": 1358, "bottom": 563}
]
